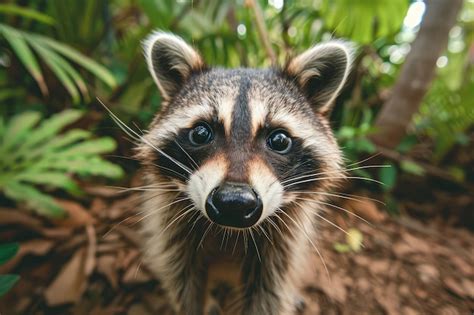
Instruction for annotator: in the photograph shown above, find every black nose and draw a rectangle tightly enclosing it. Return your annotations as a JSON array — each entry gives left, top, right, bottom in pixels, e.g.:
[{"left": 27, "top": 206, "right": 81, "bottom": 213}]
[{"left": 205, "top": 182, "right": 263, "bottom": 228}]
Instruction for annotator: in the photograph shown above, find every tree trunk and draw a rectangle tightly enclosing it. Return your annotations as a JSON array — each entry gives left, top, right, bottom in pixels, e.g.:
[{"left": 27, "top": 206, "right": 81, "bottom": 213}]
[{"left": 370, "top": 0, "right": 464, "bottom": 149}]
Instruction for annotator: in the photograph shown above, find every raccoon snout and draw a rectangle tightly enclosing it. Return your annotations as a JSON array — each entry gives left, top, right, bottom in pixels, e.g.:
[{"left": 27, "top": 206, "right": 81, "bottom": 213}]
[{"left": 205, "top": 182, "right": 263, "bottom": 228}]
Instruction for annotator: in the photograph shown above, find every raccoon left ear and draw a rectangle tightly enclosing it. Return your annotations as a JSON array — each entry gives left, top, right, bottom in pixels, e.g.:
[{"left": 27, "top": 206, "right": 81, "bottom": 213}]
[
  {"left": 285, "top": 41, "right": 353, "bottom": 114},
  {"left": 143, "top": 31, "right": 205, "bottom": 101}
]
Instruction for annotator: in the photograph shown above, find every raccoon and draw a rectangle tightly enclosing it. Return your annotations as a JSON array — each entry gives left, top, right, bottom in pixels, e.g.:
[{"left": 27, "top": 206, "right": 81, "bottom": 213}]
[{"left": 137, "top": 32, "right": 352, "bottom": 315}]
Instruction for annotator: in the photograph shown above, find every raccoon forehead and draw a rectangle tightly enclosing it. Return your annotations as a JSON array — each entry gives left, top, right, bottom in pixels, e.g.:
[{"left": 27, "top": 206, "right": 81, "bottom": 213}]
[{"left": 145, "top": 68, "right": 337, "bottom": 150}]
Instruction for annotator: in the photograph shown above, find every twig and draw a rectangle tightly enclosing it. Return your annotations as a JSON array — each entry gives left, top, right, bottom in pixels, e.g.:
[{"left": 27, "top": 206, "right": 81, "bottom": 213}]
[{"left": 246, "top": 0, "right": 276, "bottom": 64}]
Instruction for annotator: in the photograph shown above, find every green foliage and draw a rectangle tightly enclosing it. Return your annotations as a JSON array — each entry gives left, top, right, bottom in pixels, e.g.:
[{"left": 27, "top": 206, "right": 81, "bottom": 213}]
[
  {"left": 0, "top": 22, "right": 117, "bottom": 104},
  {"left": 0, "top": 243, "right": 19, "bottom": 297},
  {"left": 0, "top": 110, "right": 123, "bottom": 217},
  {"left": 379, "top": 163, "right": 397, "bottom": 191},
  {"left": 321, "top": 0, "right": 409, "bottom": 44}
]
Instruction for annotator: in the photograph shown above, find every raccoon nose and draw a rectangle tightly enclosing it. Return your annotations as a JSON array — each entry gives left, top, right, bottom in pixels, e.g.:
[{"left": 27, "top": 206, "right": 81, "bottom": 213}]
[{"left": 205, "top": 183, "right": 263, "bottom": 228}]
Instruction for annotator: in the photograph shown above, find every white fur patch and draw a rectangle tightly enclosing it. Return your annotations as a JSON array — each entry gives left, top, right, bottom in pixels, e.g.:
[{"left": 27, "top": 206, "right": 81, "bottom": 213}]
[
  {"left": 187, "top": 154, "right": 228, "bottom": 216},
  {"left": 248, "top": 157, "right": 284, "bottom": 223}
]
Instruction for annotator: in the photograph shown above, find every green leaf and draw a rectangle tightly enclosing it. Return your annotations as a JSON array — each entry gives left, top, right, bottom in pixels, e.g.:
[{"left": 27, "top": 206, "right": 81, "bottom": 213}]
[
  {"left": 27, "top": 129, "right": 92, "bottom": 160},
  {"left": 56, "top": 137, "right": 117, "bottom": 157},
  {"left": 400, "top": 160, "right": 425, "bottom": 176},
  {"left": 34, "top": 157, "right": 123, "bottom": 179},
  {"left": 379, "top": 163, "right": 397, "bottom": 191},
  {"left": 16, "top": 172, "right": 81, "bottom": 195},
  {"left": 29, "top": 41, "right": 80, "bottom": 103},
  {"left": 0, "top": 4, "right": 55, "bottom": 25},
  {"left": 15, "top": 110, "right": 83, "bottom": 155},
  {"left": 0, "top": 275, "right": 20, "bottom": 296},
  {"left": 3, "top": 181, "right": 65, "bottom": 217},
  {"left": 0, "top": 243, "right": 19, "bottom": 266},
  {"left": 1, "top": 111, "right": 41, "bottom": 152},
  {"left": 0, "top": 24, "right": 47, "bottom": 95},
  {"left": 32, "top": 34, "right": 117, "bottom": 88}
]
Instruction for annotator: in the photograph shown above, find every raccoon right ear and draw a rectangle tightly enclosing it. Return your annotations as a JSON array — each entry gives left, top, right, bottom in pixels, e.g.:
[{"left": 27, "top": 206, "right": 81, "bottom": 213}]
[
  {"left": 143, "top": 32, "right": 205, "bottom": 101},
  {"left": 285, "top": 41, "right": 353, "bottom": 115}
]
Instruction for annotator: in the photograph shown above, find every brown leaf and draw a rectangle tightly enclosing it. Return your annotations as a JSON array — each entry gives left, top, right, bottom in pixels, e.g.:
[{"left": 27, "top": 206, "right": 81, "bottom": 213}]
[
  {"left": 55, "top": 200, "right": 96, "bottom": 227},
  {"left": 97, "top": 255, "right": 118, "bottom": 289},
  {"left": 374, "top": 284, "right": 400, "bottom": 315},
  {"left": 0, "top": 207, "right": 43, "bottom": 228},
  {"left": 438, "top": 306, "right": 460, "bottom": 315},
  {"left": 85, "top": 225, "right": 97, "bottom": 276},
  {"left": 416, "top": 264, "right": 439, "bottom": 283},
  {"left": 44, "top": 248, "right": 89, "bottom": 306},
  {"left": 449, "top": 256, "right": 473, "bottom": 276},
  {"left": 343, "top": 199, "right": 386, "bottom": 223},
  {"left": 90, "top": 198, "right": 108, "bottom": 217},
  {"left": 443, "top": 277, "right": 468, "bottom": 298},
  {"left": 0, "top": 239, "right": 54, "bottom": 273},
  {"left": 304, "top": 258, "right": 347, "bottom": 303},
  {"left": 461, "top": 278, "right": 474, "bottom": 299},
  {"left": 369, "top": 259, "right": 391, "bottom": 274},
  {"left": 83, "top": 185, "right": 119, "bottom": 198}
]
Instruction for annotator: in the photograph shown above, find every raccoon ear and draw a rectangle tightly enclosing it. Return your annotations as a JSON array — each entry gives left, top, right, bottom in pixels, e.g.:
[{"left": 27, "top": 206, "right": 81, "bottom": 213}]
[
  {"left": 285, "top": 41, "right": 353, "bottom": 114},
  {"left": 143, "top": 31, "right": 205, "bottom": 101}
]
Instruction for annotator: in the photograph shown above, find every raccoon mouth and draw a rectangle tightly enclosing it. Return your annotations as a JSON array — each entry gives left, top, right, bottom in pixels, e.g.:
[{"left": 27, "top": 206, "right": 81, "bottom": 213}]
[{"left": 205, "top": 182, "right": 263, "bottom": 228}]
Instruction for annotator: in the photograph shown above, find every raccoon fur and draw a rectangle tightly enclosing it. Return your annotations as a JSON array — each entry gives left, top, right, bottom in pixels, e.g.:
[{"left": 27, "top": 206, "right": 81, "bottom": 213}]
[{"left": 136, "top": 31, "right": 352, "bottom": 315}]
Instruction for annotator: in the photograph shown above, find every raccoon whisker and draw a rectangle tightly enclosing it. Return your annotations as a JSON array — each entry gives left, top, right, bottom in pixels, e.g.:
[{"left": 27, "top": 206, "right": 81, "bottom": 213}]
[
  {"left": 110, "top": 186, "right": 182, "bottom": 193},
  {"left": 160, "top": 205, "right": 196, "bottom": 239},
  {"left": 223, "top": 228, "right": 232, "bottom": 251},
  {"left": 232, "top": 230, "right": 241, "bottom": 255},
  {"left": 249, "top": 229, "right": 261, "bottom": 262},
  {"left": 258, "top": 224, "right": 273, "bottom": 246},
  {"left": 198, "top": 221, "right": 214, "bottom": 249},
  {"left": 99, "top": 98, "right": 194, "bottom": 176},
  {"left": 284, "top": 175, "right": 385, "bottom": 189},
  {"left": 102, "top": 195, "right": 189, "bottom": 239},
  {"left": 152, "top": 163, "right": 190, "bottom": 181},
  {"left": 107, "top": 154, "right": 190, "bottom": 181},
  {"left": 243, "top": 230, "right": 249, "bottom": 254},
  {"left": 346, "top": 152, "right": 383, "bottom": 167},
  {"left": 294, "top": 190, "right": 385, "bottom": 205},
  {"left": 220, "top": 228, "right": 228, "bottom": 250},
  {"left": 132, "top": 197, "right": 192, "bottom": 225},
  {"left": 281, "top": 164, "right": 389, "bottom": 185},
  {"left": 185, "top": 211, "right": 203, "bottom": 239},
  {"left": 294, "top": 197, "right": 373, "bottom": 227},
  {"left": 293, "top": 199, "right": 355, "bottom": 241},
  {"left": 276, "top": 208, "right": 330, "bottom": 280},
  {"left": 266, "top": 216, "right": 283, "bottom": 236},
  {"left": 173, "top": 140, "right": 199, "bottom": 171}
]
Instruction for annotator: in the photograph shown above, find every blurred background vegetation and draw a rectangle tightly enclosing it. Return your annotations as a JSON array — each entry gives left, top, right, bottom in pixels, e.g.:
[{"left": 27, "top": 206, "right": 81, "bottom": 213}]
[{"left": 0, "top": 0, "right": 473, "bottom": 219}]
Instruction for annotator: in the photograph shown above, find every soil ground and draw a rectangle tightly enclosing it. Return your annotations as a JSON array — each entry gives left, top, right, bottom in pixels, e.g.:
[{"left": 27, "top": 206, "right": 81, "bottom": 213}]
[{"left": 1, "top": 184, "right": 473, "bottom": 315}]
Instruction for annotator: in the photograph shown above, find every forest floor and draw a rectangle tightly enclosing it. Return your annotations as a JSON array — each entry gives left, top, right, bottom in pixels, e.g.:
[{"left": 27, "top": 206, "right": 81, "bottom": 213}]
[{"left": 1, "top": 178, "right": 473, "bottom": 315}]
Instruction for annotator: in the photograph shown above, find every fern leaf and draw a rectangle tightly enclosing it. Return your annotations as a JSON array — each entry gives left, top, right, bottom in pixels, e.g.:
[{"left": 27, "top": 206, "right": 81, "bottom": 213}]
[
  {"left": 0, "top": 24, "right": 47, "bottom": 94},
  {"left": 15, "top": 172, "right": 81, "bottom": 195},
  {"left": 3, "top": 181, "right": 65, "bottom": 217},
  {"left": 13, "top": 110, "right": 83, "bottom": 157},
  {"left": 31, "top": 33, "right": 117, "bottom": 88},
  {"left": 29, "top": 41, "right": 81, "bottom": 104}
]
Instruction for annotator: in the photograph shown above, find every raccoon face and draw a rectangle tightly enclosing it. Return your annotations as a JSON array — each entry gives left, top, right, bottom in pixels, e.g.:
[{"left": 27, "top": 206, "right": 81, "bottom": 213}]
[{"left": 139, "top": 32, "right": 351, "bottom": 229}]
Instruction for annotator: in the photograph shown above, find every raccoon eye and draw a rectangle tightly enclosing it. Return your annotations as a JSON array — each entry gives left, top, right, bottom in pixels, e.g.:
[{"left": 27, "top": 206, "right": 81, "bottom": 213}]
[
  {"left": 189, "top": 122, "right": 213, "bottom": 145},
  {"left": 267, "top": 130, "right": 292, "bottom": 154}
]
